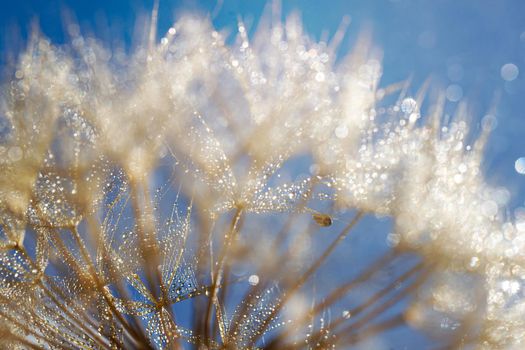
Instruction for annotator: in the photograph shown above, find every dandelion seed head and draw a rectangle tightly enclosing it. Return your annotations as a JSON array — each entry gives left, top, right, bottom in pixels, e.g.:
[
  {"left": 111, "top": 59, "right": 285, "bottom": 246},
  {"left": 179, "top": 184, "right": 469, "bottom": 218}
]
[{"left": 0, "top": 7, "right": 524, "bottom": 349}]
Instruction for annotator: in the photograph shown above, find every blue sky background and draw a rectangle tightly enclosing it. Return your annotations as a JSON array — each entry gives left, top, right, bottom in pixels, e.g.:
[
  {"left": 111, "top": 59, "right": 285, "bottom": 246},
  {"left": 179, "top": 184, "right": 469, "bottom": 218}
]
[
  {"left": 1, "top": 1, "right": 525, "bottom": 348},
  {"left": 1, "top": 0, "right": 525, "bottom": 207}
]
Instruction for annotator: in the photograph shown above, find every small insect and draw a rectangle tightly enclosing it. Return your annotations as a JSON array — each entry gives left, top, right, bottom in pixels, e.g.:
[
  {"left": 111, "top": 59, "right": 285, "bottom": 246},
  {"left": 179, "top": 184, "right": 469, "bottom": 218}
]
[{"left": 312, "top": 213, "right": 332, "bottom": 227}]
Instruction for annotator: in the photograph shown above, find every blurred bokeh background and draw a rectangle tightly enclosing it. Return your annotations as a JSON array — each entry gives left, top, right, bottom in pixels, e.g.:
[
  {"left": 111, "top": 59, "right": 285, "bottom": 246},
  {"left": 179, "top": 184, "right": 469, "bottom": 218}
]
[{"left": 2, "top": 0, "right": 524, "bottom": 206}]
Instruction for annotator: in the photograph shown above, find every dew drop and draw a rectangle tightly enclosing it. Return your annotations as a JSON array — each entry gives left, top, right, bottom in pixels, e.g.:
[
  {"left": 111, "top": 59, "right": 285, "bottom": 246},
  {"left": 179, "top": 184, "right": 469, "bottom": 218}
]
[
  {"left": 408, "top": 112, "right": 420, "bottom": 123},
  {"left": 453, "top": 174, "right": 463, "bottom": 184},
  {"left": 469, "top": 256, "right": 480, "bottom": 269},
  {"left": 386, "top": 232, "right": 401, "bottom": 247},
  {"left": 248, "top": 274, "right": 259, "bottom": 286},
  {"left": 400, "top": 98, "right": 417, "bottom": 114},
  {"left": 501, "top": 279, "right": 521, "bottom": 295},
  {"left": 446, "top": 84, "right": 463, "bottom": 102},
  {"left": 501, "top": 63, "right": 519, "bottom": 81},
  {"left": 515, "top": 157, "right": 525, "bottom": 174},
  {"left": 481, "top": 114, "right": 498, "bottom": 131},
  {"left": 8, "top": 146, "right": 23, "bottom": 161}
]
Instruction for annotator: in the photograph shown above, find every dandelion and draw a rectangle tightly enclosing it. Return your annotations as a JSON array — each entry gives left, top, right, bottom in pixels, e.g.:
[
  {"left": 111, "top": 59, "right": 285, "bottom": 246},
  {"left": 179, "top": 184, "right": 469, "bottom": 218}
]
[{"left": 0, "top": 3, "right": 523, "bottom": 350}]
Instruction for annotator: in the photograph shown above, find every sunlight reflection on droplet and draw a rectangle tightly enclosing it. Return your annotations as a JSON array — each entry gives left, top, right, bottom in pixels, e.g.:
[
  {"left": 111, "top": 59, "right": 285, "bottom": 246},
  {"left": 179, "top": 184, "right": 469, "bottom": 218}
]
[
  {"left": 481, "top": 114, "right": 498, "bottom": 131},
  {"left": 501, "top": 279, "right": 521, "bottom": 295},
  {"left": 401, "top": 97, "right": 417, "bottom": 114},
  {"left": 248, "top": 274, "right": 259, "bottom": 286},
  {"left": 446, "top": 84, "right": 463, "bottom": 102},
  {"left": 515, "top": 157, "right": 525, "bottom": 174},
  {"left": 7, "top": 146, "right": 23, "bottom": 161},
  {"left": 501, "top": 63, "right": 519, "bottom": 81}
]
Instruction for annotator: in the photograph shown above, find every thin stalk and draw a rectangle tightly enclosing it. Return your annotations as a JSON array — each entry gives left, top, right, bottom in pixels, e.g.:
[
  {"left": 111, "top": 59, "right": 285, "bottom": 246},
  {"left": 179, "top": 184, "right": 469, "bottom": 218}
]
[
  {"left": 129, "top": 180, "right": 164, "bottom": 300},
  {"left": 264, "top": 251, "right": 399, "bottom": 350},
  {"left": 128, "top": 180, "right": 181, "bottom": 347},
  {"left": 226, "top": 189, "right": 319, "bottom": 344},
  {"left": 204, "top": 207, "right": 243, "bottom": 346},
  {"left": 342, "top": 313, "right": 405, "bottom": 346},
  {"left": 6, "top": 335, "right": 43, "bottom": 350},
  {"left": 343, "top": 268, "right": 429, "bottom": 333},
  {"left": 0, "top": 309, "right": 65, "bottom": 349},
  {"left": 246, "top": 211, "right": 363, "bottom": 348},
  {"left": 129, "top": 181, "right": 180, "bottom": 349},
  {"left": 15, "top": 244, "right": 111, "bottom": 349},
  {"left": 28, "top": 194, "right": 140, "bottom": 346},
  {"left": 284, "top": 260, "right": 425, "bottom": 350},
  {"left": 71, "top": 222, "right": 153, "bottom": 348}
]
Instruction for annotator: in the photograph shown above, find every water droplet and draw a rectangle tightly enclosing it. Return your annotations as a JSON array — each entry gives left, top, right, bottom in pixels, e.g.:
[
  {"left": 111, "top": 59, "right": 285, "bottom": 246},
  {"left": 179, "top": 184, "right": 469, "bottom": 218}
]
[
  {"left": 8, "top": 146, "right": 23, "bottom": 161},
  {"left": 400, "top": 98, "right": 417, "bottom": 114},
  {"left": 248, "top": 275, "right": 259, "bottom": 286},
  {"left": 446, "top": 84, "right": 463, "bottom": 102},
  {"left": 408, "top": 112, "right": 420, "bottom": 123},
  {"left": 501, "top": 63, "right": 519, "bottom": 81},
  {"left": 481, "top": 114, "right": 498, "bottom": 131},
  {"left": 386, "top": 232, "right": 400, "bottom": 247},
  {"left": 469, "top": 256, "right": 480, "bottom": 269},
  {"left": 501, "top": 279, "right": 521, "bottom": 295},
  {"left": 515, "top": 157, "right": 525, "bottom": 174}
]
